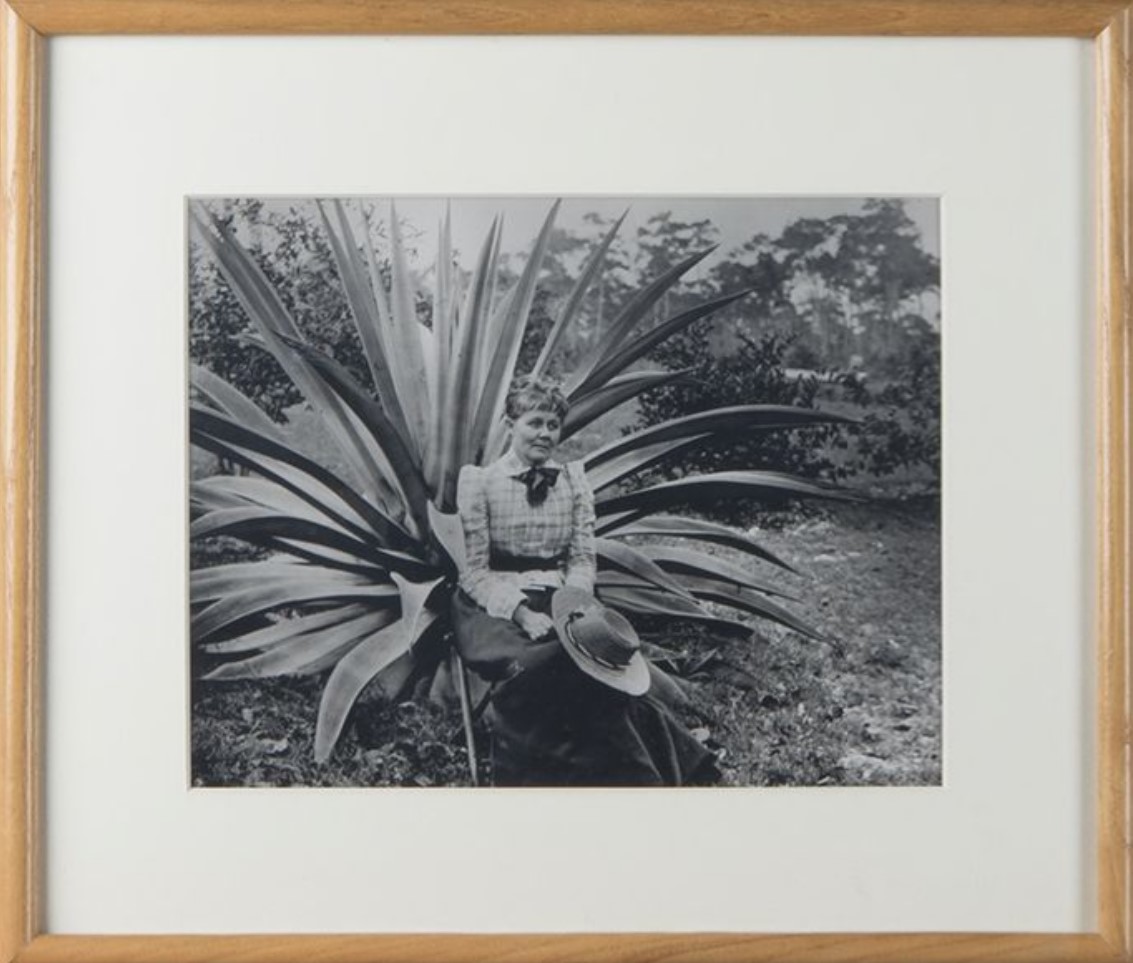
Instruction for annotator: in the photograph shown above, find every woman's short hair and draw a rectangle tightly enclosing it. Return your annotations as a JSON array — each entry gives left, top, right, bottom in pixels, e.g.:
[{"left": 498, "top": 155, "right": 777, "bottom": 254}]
[{"left": 505, "top": 375, "right": 569, "bottom": 421}]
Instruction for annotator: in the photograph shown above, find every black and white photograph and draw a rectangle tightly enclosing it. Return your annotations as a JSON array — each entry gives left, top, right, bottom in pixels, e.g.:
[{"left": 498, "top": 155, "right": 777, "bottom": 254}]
[{"left": 188, "top": 195, "right": 941, "bottom": 788}]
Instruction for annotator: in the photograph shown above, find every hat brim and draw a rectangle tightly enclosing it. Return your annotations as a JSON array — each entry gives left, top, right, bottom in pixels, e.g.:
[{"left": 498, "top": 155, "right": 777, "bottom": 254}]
[{"left": 551, "top": 587, "right": 652, "bottom": 697}]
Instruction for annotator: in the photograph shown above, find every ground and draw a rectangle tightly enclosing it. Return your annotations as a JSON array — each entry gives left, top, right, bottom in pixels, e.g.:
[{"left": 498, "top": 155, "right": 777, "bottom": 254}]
[
  {"left": 191, "top": 495, "right": 940, "bottom": 788},
  {"left": 703, "top": 495, "right": 941, "bottom": 786}
]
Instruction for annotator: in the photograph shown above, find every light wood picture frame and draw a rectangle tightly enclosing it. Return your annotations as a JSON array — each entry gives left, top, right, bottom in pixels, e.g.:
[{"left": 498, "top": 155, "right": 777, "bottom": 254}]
[{"left": 0, "top": 1, "right": 1126, "bottom": 960}]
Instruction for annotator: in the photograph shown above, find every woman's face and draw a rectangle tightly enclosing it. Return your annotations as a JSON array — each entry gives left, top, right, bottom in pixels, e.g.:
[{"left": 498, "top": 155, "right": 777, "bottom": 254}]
[{"left": 508, "top": 407, "right": 562, "bottom": 466}]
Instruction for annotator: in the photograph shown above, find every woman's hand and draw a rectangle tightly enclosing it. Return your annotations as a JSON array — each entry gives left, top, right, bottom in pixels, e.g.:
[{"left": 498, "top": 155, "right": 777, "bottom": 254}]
[{"left": 514, "top": 604, "right": 555, "bottom": 642}]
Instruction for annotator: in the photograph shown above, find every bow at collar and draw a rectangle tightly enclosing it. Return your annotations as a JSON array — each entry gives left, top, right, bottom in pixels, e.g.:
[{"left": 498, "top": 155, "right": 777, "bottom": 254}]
[{"left": 516, "top": 464, "right": 560, "bottom": 506}]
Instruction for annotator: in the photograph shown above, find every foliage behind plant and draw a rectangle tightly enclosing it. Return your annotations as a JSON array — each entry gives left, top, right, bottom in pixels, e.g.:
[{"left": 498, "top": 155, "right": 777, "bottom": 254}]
[
  {"left": 836, "top": 340, "right": 941, "bottom": 480},
  {"left": 638, "top": 328, "right": 847, "bottom": 482},
  {"left": 638, "top": 327, "right": 941, "bottom": 493}
]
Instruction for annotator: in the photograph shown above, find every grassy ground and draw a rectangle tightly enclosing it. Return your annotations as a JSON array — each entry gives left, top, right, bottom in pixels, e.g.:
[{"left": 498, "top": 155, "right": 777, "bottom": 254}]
[
  {"left": 191, "top": 495, "right": 940, "bottom": 788},
  {"left": 695, "top": 496, "right": 941, "bottom": 786}
]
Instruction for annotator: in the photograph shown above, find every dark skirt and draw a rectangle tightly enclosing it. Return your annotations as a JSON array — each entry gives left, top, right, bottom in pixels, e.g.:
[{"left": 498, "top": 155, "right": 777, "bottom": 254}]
[{"left": 452, "top": 589, "right": 720, "bottom": 787}]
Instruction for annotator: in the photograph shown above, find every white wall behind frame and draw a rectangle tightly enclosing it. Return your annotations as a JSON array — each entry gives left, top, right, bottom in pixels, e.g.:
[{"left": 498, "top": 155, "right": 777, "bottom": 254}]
[{"left": 46, "top": 35, "right": 1091, "bottom": 934}]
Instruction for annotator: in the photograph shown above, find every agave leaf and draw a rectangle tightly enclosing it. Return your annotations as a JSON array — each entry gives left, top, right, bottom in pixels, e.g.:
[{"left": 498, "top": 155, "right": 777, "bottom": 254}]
[
  {"left": 676, "top": 575, "right": 822, "bottom": 640},
  {"left": 595, "top": 538, "right": 696, "bottom": 601},
  {"left": 596, "top": 583, "right": 751, "bottom": 637},
  {"left": 459, "top": 221, "right": 505, "bottom": 429},
  {"left": 194, "top": 429, "right": 405, "bottom": 548},
  {"left": 593, "top": 572, "right": 708, "bottom": 612},
  {"left": 202, "top": 604, "right": 370, "bottom": 655},
  {"left": 319, "top": 203, "right": 391, "bottom": 382},
  {"left": 482, "top": 282, "right": 519, "bottom": 373},
  {"left": 391, "top": 572, "right": 445, "bottom": 637},
  {"left": 189, "top": 204, "right": 394, "bottom": 502},
  {"left": 191, "top": 508, "right": 435, "bottom": 579},
  {"left": 386, "top": 202, "right": 432, "bottom": 448},
  {"left": 197, "top": 533, "right": 385, "bottom": 579},
  {"left": 479, "top": 290, "right": 525, "bottom": 462},
  {"left": 585, "top": 405, "right": 858, "bottom": 471},
  {"left": 435, "top": 206, "right": 455, "bottom": 364},
  {"left": 313, "top": 613, "right": 438, "bottom": 763},
  {"left": 466, "top": 201, "right": 560, "bottom": 466},
  {"left": 195, "top": 243, "right": 400, "bottom": 518},
  {"left": 592, "top": 509, "right": 637, "bottom": 534},
  {"left": 191, "top": 562, "right": 391, "bottom": 611},
  {"left": 334, "top": 404, "right": 412, "bottom": 520},
  {"left": 191, "top": 559, "right": 329, "bottom": 602},
  {"left": 192, "top": 405, "right": 414, "bottom": 549},
  {"left": 596, "top": 570, "right": 785, "bottom": 641},
  {"left": 477, "top": 215, "right": 507, "bottom": 386},
  {"left": 367, "top": 648, "right": 421, "bottom": 704},
  {"left": 190, "top": 364, "right": 285, "bottom": 443},
  {"left": 419, "top": 322, "right": 439, "bottom": 446},
  {"left": 428, "top": 208, "right": 455, "bottom": 486},
  {"left": 257, "top": 340, "right": 431, "bottom": 533},
  {"left": 317, "top": 201, "right": 415, "bottom": 456},
  {"left": 561, "top": 369, "right": 696, "bottom": 442},
  {"left": 596, "top": 470, "right": 858, "bottom": 520},
  {"left": 566, "top": 245, "right": 717, "bottom": 393},
  {"left": 191, "top": 507, "right": 378, "bottom": 559},
  {"left": 188, "top": 203, "right": 300, "bottom": 337},
  {"left": 193, "top": 576, "right": 400, "bottom": 642},
  {"left": 189, "top": 560, "right": 383, "bottom": 598},
  {"left": 573, "top": 289, "right": 752, "bottom": 397},
  {"left": 204, "top": 609, "right": 397, "bottom": 680},
  {"left": 191, "top": 482, "right": 251, "bottom": 514},
  {"left": 601, "top": 514, "right": 796, "bottom": 573},
  {"left": 192, "top": 475, "right": 299, "bottom": 510},
  {"left": 435, "top": 220, "right": 499, "bottom": 508},
  {"left": 201, "top": 282, "right": 402, "bottom": 516},
  {"left": 346, "top": 207, "right": 440, "bottom": 517},
  {"left": 531, "top": 209, "right": 628, "bottom": 381},
  {"left": 643, "top": 545, "right": 796, "bottom": 600},
  {"left": 584, "top": 434, "right": 712, "bottom": 495},
  {"left": 294, "top": 639, "right": 387, "bottom": 679},
  {"left": 191, "top": 476, "right": 357, "bottom": 533},
  {"left": 376, "top": 624, "right": 457, "bottom": 707},
  {"left": 263, "top": 540, "right": 391, "bottom": 579},
  {"left": 313, "top": 574, "right": 443, "bottom": 762},
  {"left": 356, "top": 202, "right": 396, "bottom": 354}
]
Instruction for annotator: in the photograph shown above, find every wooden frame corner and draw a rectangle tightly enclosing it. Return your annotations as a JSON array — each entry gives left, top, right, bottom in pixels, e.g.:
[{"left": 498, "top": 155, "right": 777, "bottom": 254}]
[{"left": 1, "top": 2, "right": 1128, "bottom": 961}]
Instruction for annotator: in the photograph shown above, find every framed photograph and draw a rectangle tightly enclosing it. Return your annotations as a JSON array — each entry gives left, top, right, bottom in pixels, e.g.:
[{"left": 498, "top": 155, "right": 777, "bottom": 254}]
[
  {"left": 1, "top": 2, "right": 1126, "bottom": 961},
  {"left": 187, "top": 193, "right": 941, "bottom": 791}
]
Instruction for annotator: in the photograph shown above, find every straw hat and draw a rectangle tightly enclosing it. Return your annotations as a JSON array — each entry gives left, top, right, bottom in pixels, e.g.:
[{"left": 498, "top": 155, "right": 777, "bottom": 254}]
[{"left": 550, "top": 587, "right": 651, "bottom": 696}]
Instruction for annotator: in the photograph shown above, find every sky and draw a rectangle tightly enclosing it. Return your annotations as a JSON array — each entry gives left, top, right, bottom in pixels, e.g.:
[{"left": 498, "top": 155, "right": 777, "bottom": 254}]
[{"left": 242, "top": 195, "right": 940, "bottom": 277}]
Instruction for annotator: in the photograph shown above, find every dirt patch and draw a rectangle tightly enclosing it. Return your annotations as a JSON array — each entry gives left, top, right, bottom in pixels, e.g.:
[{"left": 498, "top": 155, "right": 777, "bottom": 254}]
[{"left": 695, "top": 497, "right": 942, "bottom": 786}]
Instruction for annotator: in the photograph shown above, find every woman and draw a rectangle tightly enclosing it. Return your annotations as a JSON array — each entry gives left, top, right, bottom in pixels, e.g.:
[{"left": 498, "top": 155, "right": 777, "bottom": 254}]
[{"left": 453, "top": 375, "right": 720, "bottom": 787}]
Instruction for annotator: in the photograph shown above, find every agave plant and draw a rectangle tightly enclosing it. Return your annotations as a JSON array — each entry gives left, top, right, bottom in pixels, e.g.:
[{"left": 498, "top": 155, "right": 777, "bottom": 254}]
[{"left": 188, "top": 198, "right": 854, "bottom": 767}]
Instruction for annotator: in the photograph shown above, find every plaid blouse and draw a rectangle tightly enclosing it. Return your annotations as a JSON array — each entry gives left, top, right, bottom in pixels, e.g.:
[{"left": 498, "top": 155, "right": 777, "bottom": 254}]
[{"left": 457, "top": 451, "right": 596, "bottom": 619}]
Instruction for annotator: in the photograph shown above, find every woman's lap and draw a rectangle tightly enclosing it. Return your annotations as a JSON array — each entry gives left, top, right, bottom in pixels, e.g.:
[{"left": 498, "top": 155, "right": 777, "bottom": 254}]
[
  {"left": 451, "top": 588, "right": 559, "bottom": 681},
  {"left": 452, "top": 589, "right": 719, "bottom": 787}
]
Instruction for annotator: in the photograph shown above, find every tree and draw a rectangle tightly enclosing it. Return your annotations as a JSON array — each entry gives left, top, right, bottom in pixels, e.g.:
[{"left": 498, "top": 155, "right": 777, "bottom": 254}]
[
  {"left": 776, "top": 200, "right": 939, "bottom": 371},
  {"left": 636, "top": 200, "right": 941, "bottom": 490}
]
